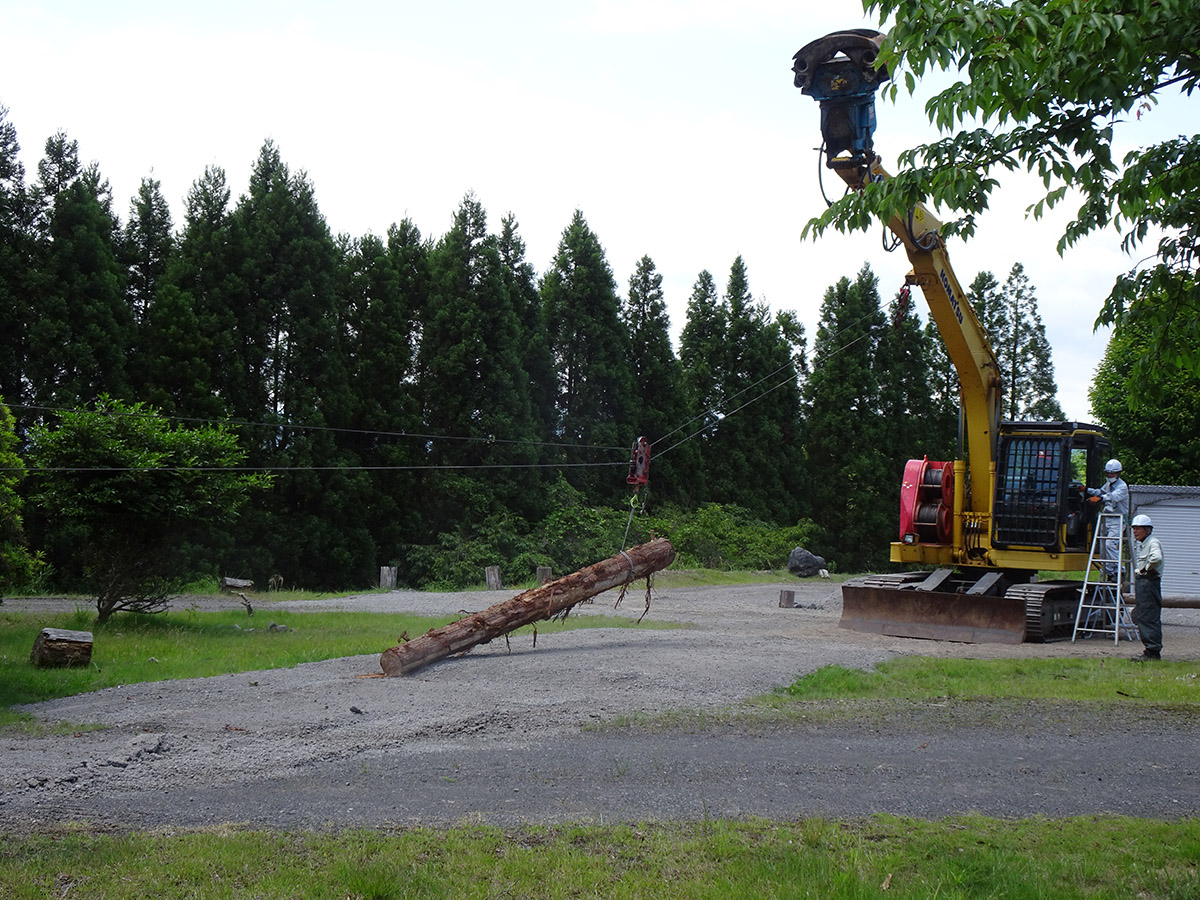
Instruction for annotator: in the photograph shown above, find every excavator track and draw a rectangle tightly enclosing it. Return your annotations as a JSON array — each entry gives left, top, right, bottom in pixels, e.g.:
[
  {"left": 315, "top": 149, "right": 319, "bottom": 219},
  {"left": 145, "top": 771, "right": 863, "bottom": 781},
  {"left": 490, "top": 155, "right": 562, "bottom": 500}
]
[{"left": 1005, "top": 581, "right": 1082, "bottom": 643}]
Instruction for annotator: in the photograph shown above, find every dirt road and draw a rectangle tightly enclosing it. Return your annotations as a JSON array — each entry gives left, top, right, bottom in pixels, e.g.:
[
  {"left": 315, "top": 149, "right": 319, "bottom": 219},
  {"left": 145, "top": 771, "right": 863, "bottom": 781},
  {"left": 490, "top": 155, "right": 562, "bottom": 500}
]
[{"left": 3, "top": 581, "right": 1199, "bottom": 829}]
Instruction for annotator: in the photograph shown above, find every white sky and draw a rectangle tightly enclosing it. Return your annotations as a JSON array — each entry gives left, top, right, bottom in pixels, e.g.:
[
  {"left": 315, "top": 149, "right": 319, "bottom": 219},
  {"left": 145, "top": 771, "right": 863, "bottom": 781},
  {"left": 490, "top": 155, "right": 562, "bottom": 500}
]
[{"left": 2, "top": 0, "right": 1193, "bottom": 422}]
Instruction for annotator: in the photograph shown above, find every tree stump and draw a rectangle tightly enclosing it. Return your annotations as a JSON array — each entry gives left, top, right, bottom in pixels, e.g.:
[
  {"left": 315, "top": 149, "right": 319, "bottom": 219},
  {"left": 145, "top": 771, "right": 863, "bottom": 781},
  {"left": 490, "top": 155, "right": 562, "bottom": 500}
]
[
  {"left": 220, "top": 576, "right": 254, "bottom": 593},
  {"left": 485, "top": 565, "right": 503, "bottom": 590},
  {"left": 536, "top": 566, "right": 553, "bottom": 585},
  {"left": 30, "top": 628, "right": 94, "bottom": 668},
  {"left": 779, "top": 590, "right": 796, "bottom": 608},
  {"left": 380, "top": 566, "right": 398, "bottom": 590}
]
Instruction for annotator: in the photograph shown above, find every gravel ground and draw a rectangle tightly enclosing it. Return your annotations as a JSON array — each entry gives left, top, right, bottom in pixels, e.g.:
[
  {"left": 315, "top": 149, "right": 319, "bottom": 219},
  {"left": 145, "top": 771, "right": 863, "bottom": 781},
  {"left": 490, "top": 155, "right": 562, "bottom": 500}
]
[{"left": 3, "top": 580, "right": 1200, "bottom": 830}]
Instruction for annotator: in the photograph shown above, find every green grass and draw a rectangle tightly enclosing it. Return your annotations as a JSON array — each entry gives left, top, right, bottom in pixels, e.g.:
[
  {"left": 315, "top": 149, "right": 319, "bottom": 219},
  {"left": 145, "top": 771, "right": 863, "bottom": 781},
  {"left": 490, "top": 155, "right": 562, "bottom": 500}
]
[
  {"left": 654, "top": 567, "right": 850, "bottom": 587},
  {"left": 779, "top": 656, "right": 1200, "bottom": 706},
  {"left": 2, "top": 816, "right": 1198, "bottom": 899},
  {"left": 0, "top": 607, "right": 670, "bottom": 730}
]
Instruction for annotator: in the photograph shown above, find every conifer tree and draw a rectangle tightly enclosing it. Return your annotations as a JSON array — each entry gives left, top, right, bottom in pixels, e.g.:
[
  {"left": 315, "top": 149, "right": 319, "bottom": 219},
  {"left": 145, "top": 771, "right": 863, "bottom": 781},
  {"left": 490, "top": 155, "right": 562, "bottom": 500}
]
[
  {"left": 540, "top": 210, "right": 634, "bottom": 500},
  {"left": 232, "top": 140, "right": 367, "bottom": 587},
  {"left": 804, "top": 265, "right": 892, "bottom": 569},
  {"left": 499, "top": 213, "right": 555, "bottom": 446},
  {"left": 122, "top": 177, "right": 175, "bottom": 322},
  {"left": 339, "top": 223, "right": 427, "bottom": 557},
  {"left": 26, "top": 134, "right": 131, "bottom": 408},
  {"left": 621, "top": 255, "right": 696, "bottom": 506},
  {"left": 167, "top": 166, "right": 253, "bottom": 421},
  {"left": 874, "top": 288, "right": 952, "bottom": 463},
  {"left": 704, "top": 257, "right": 805, "bottom": 522},
  {"left": 418, "top": 194, "right": 539, "bottom": 533},
  {"left": 0, "top": 107, "right": 30, "bottom": 415},
  {"left": 967, "top": 264, "right": 1065, "bottom": 421},
  {"left": 679, "top": 269, "right": 726, "bottom": 424}
]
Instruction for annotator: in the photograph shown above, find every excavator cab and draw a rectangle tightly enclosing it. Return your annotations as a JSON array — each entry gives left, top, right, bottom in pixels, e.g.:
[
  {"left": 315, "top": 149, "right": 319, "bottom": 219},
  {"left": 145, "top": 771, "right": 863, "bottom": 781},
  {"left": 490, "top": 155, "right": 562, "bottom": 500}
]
[{"left": 993, "top": 423, "right": 1110, "bottom": 554}]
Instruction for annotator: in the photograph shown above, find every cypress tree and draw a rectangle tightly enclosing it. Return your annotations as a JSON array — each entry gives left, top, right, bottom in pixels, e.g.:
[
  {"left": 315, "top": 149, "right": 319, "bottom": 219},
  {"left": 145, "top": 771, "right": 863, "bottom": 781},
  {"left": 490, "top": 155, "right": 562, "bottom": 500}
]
[
  {"left": 621, "top": 255, "right": 696, "bottom": 507},
  {"left": 0, "top": 106, "right": 31, "bottom": 416},
  {"left": 705, "top": 256, "right": 804, "bottom": 523},
  {"left": 417, "top": 194, "right": 539, "bottom": 533},
  {"left": 339, "top": 224, "right": 427, "bottom": 559},
  {"left": 122, "top": 176, "right": 175, "bottom": 323},
  {"left": 499, "top": 213, "right": 556, "bottom": 449},
  {"left": 232, "top": 140, "right": 369, "bottom": 588},
  {"left": 967, "top": 264, "right": 1065, "bottom": 421},
  {"left": 26, "top": 134, "right": 131, "bottom": 408},
  {"left": 679, "top": 269, "right": 726, "bottom": 426},
  {"left": 875, "top": 287, "right": 953, "bottom": 479},
  {"left": 804, "top": 265, "right": 892, "bottom": 570},
  {"left": 540, "top": 210, "right": 634, "bottom": 501}
]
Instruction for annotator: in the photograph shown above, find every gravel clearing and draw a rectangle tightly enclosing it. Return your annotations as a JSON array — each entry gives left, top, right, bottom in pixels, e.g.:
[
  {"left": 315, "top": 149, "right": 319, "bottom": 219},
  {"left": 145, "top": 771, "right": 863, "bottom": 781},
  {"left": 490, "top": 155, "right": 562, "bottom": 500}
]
[{"left": 3, "top": 580, "right": 1200, "bottom": 829}]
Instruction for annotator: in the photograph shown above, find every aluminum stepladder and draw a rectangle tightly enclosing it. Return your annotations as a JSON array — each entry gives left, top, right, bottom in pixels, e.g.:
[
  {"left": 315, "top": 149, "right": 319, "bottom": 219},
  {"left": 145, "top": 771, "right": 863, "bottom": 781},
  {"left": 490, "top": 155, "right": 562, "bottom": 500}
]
[{"left": 1072, "top": 511, "right": 1138, "bottom": 643}]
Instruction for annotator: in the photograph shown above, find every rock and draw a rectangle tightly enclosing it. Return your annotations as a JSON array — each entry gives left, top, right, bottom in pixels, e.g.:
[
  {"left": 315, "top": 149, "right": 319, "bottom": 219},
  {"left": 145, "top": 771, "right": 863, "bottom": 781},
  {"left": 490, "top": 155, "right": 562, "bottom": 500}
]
[{"left": 787, "top": 547, "right": 828, "bottom": 579}]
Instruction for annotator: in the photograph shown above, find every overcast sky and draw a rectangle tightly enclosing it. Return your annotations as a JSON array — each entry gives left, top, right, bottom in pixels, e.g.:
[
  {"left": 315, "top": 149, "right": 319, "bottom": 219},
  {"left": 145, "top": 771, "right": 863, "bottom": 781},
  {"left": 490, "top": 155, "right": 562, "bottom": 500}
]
[{"left": 3, "top": 0, "right": 1193, "bottom": 423}]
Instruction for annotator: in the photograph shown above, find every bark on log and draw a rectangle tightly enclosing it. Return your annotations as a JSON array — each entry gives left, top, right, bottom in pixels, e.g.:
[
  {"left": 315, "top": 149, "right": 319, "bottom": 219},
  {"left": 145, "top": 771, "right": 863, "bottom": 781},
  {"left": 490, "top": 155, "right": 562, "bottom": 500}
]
[
  {"left": 30, "top": 628, "right": 94, "bottom": 668},
  {"left": 380, "top": 538, "right": 675, "bottom": 677}
]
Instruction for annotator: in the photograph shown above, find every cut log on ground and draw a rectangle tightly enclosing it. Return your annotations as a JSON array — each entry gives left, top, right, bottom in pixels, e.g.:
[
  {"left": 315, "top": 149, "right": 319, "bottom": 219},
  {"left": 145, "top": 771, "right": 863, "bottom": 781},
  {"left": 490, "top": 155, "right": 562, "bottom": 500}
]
[
  {"left": 380, "top": 538, "right": 675, "bottom": 677},
  {"left": 30, "top": 628, "right": 94, "bottom": 668}
]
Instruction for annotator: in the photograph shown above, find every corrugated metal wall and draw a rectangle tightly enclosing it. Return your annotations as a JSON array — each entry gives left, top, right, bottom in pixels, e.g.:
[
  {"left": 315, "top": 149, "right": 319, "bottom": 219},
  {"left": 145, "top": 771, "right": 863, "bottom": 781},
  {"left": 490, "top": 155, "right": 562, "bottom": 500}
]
[{"left": 1133, "top": 496, "right": 1200, "bottom": 597}]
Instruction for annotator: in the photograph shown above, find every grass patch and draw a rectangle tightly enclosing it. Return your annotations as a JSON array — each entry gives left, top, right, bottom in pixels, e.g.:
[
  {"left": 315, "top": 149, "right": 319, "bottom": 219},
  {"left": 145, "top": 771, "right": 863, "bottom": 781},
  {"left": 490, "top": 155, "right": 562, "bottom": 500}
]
[
  {"left": 0, "top": 607, "right": 669, "bottom": 729},
  {"left": 654, "top": 568, "right": 848, "bottom": 587},
  {"left": 1, "top": 816, "right": 1197, "bottom": 899},
  {"left": 779, "top": 656, "right": 1200, "bottom": 706}
]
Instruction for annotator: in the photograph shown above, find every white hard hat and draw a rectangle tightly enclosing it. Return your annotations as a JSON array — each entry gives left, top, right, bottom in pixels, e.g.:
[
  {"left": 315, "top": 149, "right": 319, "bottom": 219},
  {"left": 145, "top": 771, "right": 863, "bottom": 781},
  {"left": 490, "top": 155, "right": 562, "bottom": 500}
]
[
  {"left": 1132, "top": 514, "right": 1152, "bottom": 527},
  {"left": 1105, "top": 459, "right": 1122, "bottom": 474}
]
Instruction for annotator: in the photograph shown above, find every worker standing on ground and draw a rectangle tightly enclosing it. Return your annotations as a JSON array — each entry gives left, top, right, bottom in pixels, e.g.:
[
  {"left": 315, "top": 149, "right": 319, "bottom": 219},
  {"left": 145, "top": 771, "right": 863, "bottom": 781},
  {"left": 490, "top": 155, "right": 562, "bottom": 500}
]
[
  {"left": 1130, "top": 514, "right": 1165, "bottom": 661},
  {"left": 1087, "top": 459, "right": 1129, "bottom": 578}
]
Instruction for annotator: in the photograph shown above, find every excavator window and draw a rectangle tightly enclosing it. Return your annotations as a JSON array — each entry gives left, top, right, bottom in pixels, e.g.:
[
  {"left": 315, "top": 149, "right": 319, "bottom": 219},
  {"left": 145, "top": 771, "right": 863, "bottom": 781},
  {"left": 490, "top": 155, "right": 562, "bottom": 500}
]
[{"left": 994, "top": 436, "right": 1065, "bottom": 549}]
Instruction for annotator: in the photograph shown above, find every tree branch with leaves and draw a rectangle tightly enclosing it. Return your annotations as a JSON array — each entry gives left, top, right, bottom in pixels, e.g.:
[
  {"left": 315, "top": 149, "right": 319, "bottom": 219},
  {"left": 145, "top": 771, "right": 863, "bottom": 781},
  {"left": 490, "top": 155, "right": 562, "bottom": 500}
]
[{"left": 810, "top": 0, "right": 1200, "bottom": 391}]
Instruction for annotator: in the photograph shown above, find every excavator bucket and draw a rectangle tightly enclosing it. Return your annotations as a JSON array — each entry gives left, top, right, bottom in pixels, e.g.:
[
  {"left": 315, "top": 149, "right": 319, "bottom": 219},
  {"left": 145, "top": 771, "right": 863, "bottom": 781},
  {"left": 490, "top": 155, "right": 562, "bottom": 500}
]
[{"left": 840, "top": 576, "right": 1027, "bottom": 644}]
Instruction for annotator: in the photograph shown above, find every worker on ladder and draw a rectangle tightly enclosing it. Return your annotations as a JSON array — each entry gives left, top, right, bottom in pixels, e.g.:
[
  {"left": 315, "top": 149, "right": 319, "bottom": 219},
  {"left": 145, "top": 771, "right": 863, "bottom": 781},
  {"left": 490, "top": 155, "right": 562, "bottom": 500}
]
[{"left": 1086, "top": 458, "right": 1129, "bottom": 579}]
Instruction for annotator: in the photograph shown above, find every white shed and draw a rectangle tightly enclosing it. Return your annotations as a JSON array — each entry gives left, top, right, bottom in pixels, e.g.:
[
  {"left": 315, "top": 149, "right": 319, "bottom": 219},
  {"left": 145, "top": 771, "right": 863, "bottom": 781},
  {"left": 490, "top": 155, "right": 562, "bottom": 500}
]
[{"left": 1130, "top": 485, "right": 1200, "bottom": 600}]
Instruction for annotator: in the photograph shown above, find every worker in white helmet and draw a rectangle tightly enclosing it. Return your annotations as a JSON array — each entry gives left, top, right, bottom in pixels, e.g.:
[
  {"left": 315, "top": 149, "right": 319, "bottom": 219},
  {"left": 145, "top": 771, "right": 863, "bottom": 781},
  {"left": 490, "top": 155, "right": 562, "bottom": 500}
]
[
  {"left": 1130, "top": 513, "right": 1164, "bottom": 661},
  {"left": 1086, "top": 458, "right": 1129, "bottom": 579}
]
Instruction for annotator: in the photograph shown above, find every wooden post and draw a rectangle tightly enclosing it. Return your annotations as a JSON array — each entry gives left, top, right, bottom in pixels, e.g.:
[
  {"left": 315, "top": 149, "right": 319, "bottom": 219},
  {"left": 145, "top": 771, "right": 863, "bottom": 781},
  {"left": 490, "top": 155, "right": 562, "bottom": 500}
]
[
  {"left": 381, "top": 538, "right": 675, "bottom": 677},
  {"left": 31, "top": 628, "right": 94, "bottom": 668},
  {"left": 485, "top": 565, "right": 503, "bottom": 590},
  {"left": 380, "top": 566, "right": 398, "bottom": 590},
  {"left": 779, "top": 589, "right": 796, "bottom": 608},
  {"left": 536, "top": 566, "right": 553, "bottom": 585}
]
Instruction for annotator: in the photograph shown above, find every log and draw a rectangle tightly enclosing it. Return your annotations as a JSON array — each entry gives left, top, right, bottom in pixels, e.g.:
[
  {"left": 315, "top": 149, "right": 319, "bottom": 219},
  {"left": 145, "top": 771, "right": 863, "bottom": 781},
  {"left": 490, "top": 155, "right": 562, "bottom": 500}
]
[
  {"left": 380, "top": 538, "right": 675, "bottom": 676},
  {"left": 31, "top": 628, "right": 94, "bottom": 668}
]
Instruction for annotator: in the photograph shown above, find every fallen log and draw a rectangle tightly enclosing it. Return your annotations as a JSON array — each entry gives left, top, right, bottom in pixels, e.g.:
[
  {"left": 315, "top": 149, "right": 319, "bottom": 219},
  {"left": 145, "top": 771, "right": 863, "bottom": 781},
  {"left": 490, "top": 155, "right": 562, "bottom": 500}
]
[{"left": 380, "top": 538, "right": 675, "bottom": 677}]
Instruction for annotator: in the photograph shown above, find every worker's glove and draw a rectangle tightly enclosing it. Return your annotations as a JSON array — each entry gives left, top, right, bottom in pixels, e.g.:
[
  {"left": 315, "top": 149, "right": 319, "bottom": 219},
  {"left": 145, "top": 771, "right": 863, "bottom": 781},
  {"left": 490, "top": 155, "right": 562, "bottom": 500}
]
[{"left": 1088, "top": 496, "right": 1100, "bottom": 504}]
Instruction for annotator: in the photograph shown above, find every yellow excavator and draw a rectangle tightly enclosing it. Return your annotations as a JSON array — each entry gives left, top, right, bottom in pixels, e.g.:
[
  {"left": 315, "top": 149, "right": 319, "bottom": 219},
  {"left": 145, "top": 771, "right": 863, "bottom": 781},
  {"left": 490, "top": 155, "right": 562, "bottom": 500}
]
[{"left": 792, "top": 30, "right": 1111, "bottom": 643}]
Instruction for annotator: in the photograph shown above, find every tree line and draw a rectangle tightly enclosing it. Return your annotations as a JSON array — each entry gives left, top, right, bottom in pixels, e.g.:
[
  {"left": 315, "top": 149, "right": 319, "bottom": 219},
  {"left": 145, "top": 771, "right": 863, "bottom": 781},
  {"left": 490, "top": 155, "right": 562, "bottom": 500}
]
[{"left": 0, "top": 105, "right": 1078, "bottom": 595}]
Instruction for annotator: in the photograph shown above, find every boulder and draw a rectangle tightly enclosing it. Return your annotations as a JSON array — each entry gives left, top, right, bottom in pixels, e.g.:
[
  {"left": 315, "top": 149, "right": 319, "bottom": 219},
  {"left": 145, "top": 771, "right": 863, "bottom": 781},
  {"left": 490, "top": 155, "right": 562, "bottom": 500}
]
[{"left": 787, "top": 547, "right": 828, "bottom": 579}]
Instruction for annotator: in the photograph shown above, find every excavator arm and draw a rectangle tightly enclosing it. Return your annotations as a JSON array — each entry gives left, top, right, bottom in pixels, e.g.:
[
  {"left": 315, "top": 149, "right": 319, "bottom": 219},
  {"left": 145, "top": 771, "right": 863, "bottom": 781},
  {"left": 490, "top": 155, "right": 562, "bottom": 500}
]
[{"left": 793, "top": 30, "right": 1003, "bottom": 535}]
